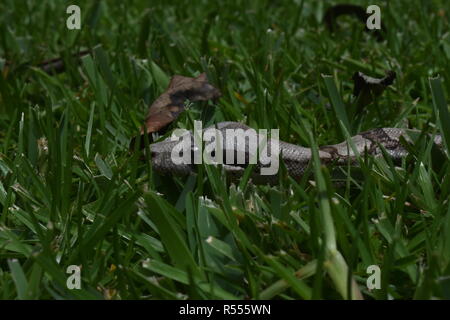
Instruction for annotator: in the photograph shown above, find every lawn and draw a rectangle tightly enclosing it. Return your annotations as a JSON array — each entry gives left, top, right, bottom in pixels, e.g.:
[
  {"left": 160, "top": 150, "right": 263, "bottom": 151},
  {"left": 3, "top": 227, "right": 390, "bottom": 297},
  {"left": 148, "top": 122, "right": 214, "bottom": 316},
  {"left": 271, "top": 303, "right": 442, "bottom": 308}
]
[{"left": 0, "top": 0, "right": 449, "bottom": 299}]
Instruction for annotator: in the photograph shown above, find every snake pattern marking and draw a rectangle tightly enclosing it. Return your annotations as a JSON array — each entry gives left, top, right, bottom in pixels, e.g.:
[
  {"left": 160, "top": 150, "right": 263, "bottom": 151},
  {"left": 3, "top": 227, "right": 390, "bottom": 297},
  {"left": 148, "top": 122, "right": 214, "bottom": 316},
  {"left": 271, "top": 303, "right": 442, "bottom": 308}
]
[{"left": 147, "top": 122, "right": 443, "bottom": 184}]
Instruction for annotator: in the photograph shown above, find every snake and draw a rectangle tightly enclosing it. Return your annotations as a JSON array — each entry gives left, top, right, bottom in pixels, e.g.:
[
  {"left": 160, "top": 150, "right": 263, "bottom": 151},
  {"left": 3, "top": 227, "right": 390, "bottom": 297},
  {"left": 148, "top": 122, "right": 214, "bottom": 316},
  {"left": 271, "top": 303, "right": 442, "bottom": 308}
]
[{"left": 147, "top": 121, "right": 443, "bottom": 184}]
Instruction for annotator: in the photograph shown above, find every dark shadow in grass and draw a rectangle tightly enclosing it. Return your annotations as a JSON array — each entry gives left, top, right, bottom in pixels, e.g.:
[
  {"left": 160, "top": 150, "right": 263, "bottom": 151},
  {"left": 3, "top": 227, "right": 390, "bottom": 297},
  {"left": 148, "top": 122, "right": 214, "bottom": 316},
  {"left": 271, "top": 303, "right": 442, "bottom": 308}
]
[
  {"left": 2, "top": 50, "right": 91, "bottom": 77},
  {"left": 324, "top": 4, "right": 386, "bottom": 41}
]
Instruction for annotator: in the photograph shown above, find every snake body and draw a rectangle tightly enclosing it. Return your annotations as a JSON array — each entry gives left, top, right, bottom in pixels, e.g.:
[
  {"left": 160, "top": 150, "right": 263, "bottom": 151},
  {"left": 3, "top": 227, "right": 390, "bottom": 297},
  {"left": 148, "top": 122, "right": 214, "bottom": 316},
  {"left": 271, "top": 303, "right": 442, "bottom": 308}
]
[{"left": 148, "top": 122, "right": 443, "bottom": 184}]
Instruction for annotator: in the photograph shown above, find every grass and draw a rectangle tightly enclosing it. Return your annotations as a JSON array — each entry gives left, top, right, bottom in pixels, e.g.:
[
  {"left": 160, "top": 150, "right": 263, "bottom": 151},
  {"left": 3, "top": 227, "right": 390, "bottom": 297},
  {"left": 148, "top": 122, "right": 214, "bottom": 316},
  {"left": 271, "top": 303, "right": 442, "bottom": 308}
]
[{"left": 0, "top": 0, "right": 449, "bottom": 299}]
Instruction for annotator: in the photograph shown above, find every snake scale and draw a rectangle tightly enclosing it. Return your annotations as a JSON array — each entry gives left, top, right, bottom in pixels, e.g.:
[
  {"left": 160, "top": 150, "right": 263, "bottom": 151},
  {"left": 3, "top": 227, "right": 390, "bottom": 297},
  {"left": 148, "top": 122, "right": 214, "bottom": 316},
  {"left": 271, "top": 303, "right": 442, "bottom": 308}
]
[
  {"left": 148, "top": 121, "right": 443, "bottom": 184},
  {"left": 131, "top": 73, "right": 443, "bottom": 184}
]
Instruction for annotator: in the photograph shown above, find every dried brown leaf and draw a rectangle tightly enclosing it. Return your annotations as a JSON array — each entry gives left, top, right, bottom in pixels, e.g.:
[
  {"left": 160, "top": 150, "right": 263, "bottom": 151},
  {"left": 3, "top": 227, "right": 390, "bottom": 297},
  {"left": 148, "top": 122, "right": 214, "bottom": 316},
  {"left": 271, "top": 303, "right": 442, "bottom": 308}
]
[
  {"left": 130, "top": 72, "right": 221, "bottom": 150},
  {"left": 141, "top": 72, "right": 221, "bottom": 135},
  {"left": 352, "top": 70, "right": 396, "bottom": 112}
]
